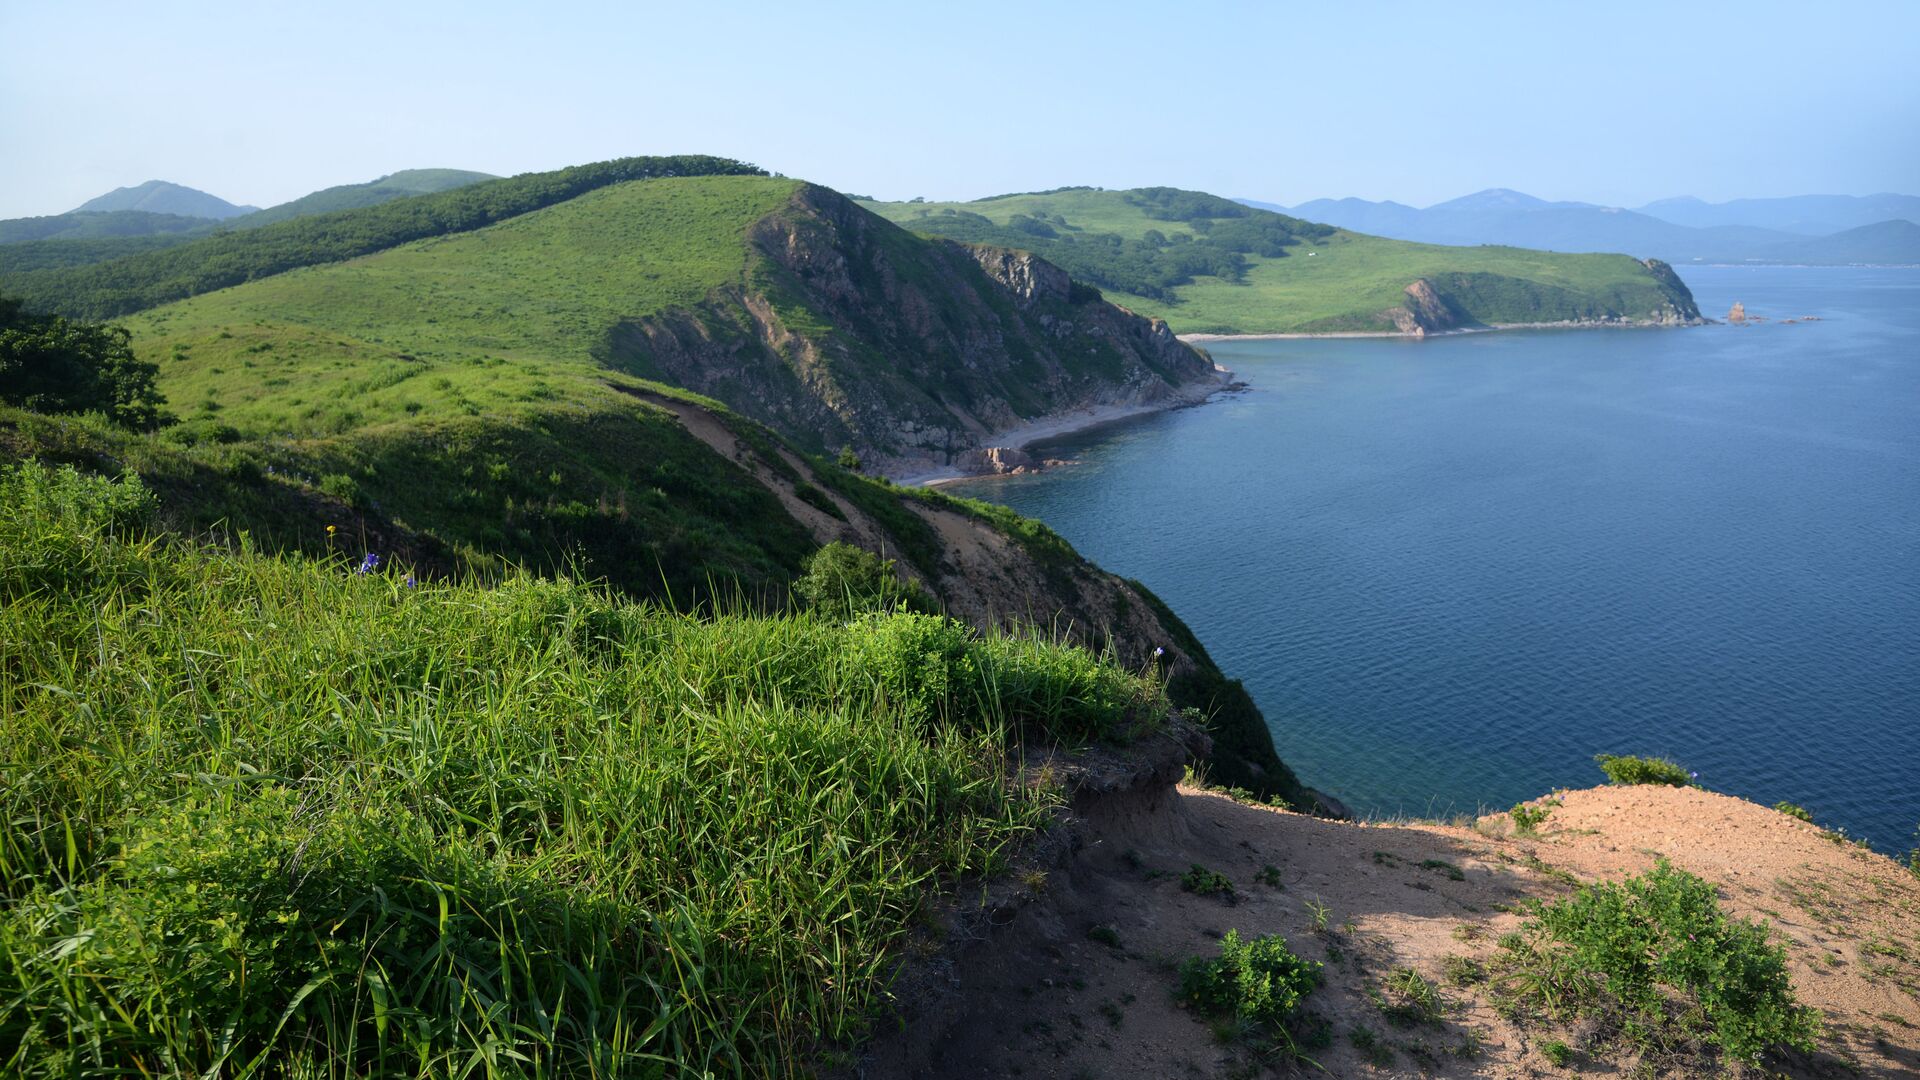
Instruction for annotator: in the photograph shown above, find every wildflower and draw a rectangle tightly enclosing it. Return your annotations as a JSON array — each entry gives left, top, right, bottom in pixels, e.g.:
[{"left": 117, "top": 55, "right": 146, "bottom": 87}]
[
  {"left": 356, "top": 552, "right": 381, "bottom": 575},
  {"left": 404, "top": 574, "right": 417, "bottom": 588},
  {"left": 326, "top": 524, "right": 337, "bottom": 536},
  {"left": 1153, "top": 646, "right": 1165, "bottom": 659}
]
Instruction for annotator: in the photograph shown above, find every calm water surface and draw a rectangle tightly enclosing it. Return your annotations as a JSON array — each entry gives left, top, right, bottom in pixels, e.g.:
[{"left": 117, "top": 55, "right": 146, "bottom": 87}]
[{"left": 950, "top": 267, "right": 1920, "bottom": 852}]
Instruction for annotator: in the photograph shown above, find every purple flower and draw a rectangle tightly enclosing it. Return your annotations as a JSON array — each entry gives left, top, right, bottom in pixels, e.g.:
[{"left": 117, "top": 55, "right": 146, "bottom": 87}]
[
  {"left": 404, "top": 574, "right": 417, "bottom": 588},
  {"left": 1153, "top": 646, "right": 1165, "bottom": 658},
  {"left": 356, "top": 552, "right": 381, "bottom": 575}
]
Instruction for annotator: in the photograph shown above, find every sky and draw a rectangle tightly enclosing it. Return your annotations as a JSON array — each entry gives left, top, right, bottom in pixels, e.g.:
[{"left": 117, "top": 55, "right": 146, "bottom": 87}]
[{"left": 3, "top": 0, "right": 1917, "bottom": 219}]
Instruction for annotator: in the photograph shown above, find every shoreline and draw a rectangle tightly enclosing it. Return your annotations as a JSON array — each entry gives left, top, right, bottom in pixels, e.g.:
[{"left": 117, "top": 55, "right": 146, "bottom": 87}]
[
  {"left": 1179, "top": 317, "right": 1706, "bottom": 343},
  {"left": 893, "top": 369, "right": 1237, "bottom": 487}
]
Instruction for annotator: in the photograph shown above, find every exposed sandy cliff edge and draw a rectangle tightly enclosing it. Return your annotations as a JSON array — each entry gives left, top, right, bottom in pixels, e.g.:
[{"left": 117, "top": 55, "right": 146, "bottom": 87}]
[{"left": 861, "top": 751, "right": 1920, "bottom": 1079}]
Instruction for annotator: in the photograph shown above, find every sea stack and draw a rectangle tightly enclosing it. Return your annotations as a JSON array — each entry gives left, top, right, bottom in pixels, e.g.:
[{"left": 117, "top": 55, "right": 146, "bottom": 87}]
[{"left": 1728, "top": 301, "right": 1747, "bottom": 323}]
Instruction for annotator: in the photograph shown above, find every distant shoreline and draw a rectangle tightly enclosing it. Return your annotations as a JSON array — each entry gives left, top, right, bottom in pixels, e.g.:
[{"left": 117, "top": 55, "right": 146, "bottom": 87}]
[
  {"left": 896, "top": 369, "right": 1237, "bottom": 487},
  {"left": 1180, "top": 317, "right": 1706, "bottom": 342}
]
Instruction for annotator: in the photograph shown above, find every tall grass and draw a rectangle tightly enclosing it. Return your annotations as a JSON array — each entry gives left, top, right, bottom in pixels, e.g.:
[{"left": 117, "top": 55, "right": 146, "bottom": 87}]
[{"left": 0, "top": 463, "right": 1163, "bottom": 1077}]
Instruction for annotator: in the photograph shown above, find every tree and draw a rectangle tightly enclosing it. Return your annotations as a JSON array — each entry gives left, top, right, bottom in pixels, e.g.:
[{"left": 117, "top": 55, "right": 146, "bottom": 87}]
[{"left": 0, "top": 296, "right": 169, "bottom": 429}]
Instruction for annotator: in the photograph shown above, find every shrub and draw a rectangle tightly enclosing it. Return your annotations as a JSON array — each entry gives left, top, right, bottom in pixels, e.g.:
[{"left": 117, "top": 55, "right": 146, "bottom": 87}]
[
  {"left": 1180, "top": 863, "right": 1235, "bottom": 899},
  {"left": 1494, "top": 860, "right": 1818, "bottom": 1066},
  {"left": 1511, "top": 800, "right": 1557, "bottom": 834},
  {"left": 1178, "top": 931, "right": 1322, "bottom": 1033},
  {"left": 1594, "top": 754, "right": 1696, "bottom": 787},
  {"left": 1541, "top": 1038, "right": 1574, "bottom": 1066},
  {"left": 1773, "top": 801, "right": 1814, "bottom": 822},
  {"left": 793, "top": 540, "right": 927, "bottom": 618}
]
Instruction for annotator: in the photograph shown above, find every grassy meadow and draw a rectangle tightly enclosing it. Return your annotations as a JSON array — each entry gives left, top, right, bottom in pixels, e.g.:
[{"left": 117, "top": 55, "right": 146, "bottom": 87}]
[
  {"left": 0, "top": 462, "right": 1166, "bottom": 1076},
  {"left": 861, "top": 190, "right": 1695, "bottom": 334},
  {"left": 127, "top": 176, "right": 803, "bottom": 438}
]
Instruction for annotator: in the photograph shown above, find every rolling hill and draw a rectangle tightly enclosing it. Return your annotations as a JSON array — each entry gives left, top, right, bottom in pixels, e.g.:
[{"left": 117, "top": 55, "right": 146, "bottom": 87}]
[
  {"left": 231, "top": 167, "right": 498, "bottom": 227},
  {"left": 2, "top": 156, "right": 1312, "bottom": 807},
  {"left": 862, "top": 188, "right": 1701, "bottom": 335},
  {"left": 70, "top": 179, "right": 257, "bottom": 218}
]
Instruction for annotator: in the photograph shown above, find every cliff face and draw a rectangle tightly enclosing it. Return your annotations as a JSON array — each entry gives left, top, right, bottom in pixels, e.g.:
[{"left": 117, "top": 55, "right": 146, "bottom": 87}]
[{"left": 602, "top": 185, "right": 1221, "bottom": 474}]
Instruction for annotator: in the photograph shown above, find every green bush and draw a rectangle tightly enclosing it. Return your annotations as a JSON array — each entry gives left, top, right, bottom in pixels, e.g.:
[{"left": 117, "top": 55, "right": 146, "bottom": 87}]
[
  {"left": 1594, "top": 754, "right": 1696, "bottom": 787},
  {"left": 1773, "top": 801, "right": 1814, "bottom": 822},
  {"left": 0, "top": 296, "right": 168, "bottom": 429},
  {"left": 1178, "top": 931, "right": 1322, "bottom": 1032},
  {"left": 793, "top": 540, "right": 927, "bottom": 617},
  {"left": 1180, "top": 864, "right": 1235, "bottom": 899},
  {"left": 1511, "top": 800, "right": 1556, "bottom": 834},
  {"left": 1495, "top": 860, "right": 1818, "bottom": 1066}
]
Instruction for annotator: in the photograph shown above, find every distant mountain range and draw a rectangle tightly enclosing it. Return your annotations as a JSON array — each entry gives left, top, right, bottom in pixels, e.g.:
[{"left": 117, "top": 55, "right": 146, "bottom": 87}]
[
  {"left": 0, "top": 171, "right": 500, "bottom": 270},
  {"left": 1243, "top": 189, "right": 1920, "bottom": 266},
  {"left": 72, "top": 180, "right": 258, "bottom": 219}
]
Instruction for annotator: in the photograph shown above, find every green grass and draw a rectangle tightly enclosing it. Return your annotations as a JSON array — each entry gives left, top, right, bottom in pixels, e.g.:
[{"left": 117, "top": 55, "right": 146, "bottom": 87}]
[
  {"left": 1492, "top": 860, "right": 1818, "bottom": 1068},
  {"left": 861, "top": 189, "right": 1698, "bottom": 334},
  {"left": 0, "top": 462, "right": 1166, "bottom": 1076},
  {"left": 122, "top": 176, "right": 801, "bottom": 439}
]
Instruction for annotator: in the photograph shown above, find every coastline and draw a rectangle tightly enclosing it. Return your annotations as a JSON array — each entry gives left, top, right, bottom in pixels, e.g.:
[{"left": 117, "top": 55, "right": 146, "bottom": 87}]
[
  {"left": 1179, "top": 316, "right": 1707, "bottom": 343},
  {"left": 893, "top": 368, "right": 1237, "bottom": 487}
]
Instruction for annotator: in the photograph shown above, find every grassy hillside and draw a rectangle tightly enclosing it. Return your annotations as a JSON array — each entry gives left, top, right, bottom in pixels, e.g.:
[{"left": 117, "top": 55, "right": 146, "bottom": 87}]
[
  {"left": 3, "top": 162, "right": 1311, "bottom": 806},
  {"left": 0, "top": 155, "right": 767, "bottom": 319},
  {"left": 0, "top": 461, "right": 1163, "bottom": 1075},
  {"left": 232, "top": 168, "right": 499, "bottom": 228},
  {"left": 861, "top": 188, "right": 1701, "bottom": 334},
  {"left": 127, "top": 175, "right": 804, "bottom": 436}
]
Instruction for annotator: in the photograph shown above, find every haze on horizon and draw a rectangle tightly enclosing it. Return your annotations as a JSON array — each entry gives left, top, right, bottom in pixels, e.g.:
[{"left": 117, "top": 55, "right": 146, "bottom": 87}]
[{"left": 2, "top": 0, "right": 1915, "bottom": 220}]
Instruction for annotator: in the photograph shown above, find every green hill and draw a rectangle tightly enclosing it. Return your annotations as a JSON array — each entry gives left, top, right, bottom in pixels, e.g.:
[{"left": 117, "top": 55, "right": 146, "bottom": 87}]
[
  {"left": 2, "top": 160, "right": 1308, "bottom": 805},
  {"left": 860, "top": 187, "right": 1702, "bottom": 334},
  {"left": 71, "top": 179, "right": 256, "bottom": 219},
  {"left": 0, "top": 209, "right": 214, "bottom": 244},
  {"left": 232, "top": 167, "right": 499, "bottom": 227}
]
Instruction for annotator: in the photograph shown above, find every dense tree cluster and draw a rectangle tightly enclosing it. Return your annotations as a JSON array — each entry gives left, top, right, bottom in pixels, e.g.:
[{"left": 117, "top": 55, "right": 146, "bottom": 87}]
[
  {"left": 1, "top": 155, "right": 767, "bottom": 320},
  {"left": 0, "top": 296, "right": 168, "bottom": 429}
]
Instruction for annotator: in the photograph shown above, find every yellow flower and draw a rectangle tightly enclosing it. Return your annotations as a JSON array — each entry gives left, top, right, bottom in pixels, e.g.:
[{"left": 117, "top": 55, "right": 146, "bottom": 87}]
[{"left": 326, "top": 524, "right": 337, "bottom": 535}]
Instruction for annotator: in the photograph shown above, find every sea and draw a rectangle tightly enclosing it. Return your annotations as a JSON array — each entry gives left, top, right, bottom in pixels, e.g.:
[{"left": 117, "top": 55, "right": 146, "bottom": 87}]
[{"left": 948, "top": 266, "right": 1920, "bottom": 853}]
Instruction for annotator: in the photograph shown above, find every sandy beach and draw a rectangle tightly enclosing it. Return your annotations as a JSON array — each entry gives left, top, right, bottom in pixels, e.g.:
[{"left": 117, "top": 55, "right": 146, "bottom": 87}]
[{"left": 893, "top": 369, "right": 1237, "bottom": 486}]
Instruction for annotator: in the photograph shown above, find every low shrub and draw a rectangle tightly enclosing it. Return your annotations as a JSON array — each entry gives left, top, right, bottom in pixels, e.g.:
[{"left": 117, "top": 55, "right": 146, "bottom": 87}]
[
  {"left": 1494, "top": 860, "right": 1818, "bottom": 1067},
  {"left": 1180, "top": 864, "right": 1236, "bottom": 900},
  {"left": 1774, "top": 801, "right": 1814, "bottom": 822},
  {"left": 1594, "top": 753, "right": 1696, "bottom": 787},
  {"left": 1511, "top": 800, "right": 1556, "bottom": 834},
  {"left": 1178, "top": 931, "right": 1322, "bottom": 1043}
]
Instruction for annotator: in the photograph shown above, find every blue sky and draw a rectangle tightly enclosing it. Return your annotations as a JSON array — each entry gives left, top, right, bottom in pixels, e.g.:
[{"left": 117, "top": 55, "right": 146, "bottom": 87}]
[{"left": 3, "top": 0, "right": 1915, "bottom": 218}]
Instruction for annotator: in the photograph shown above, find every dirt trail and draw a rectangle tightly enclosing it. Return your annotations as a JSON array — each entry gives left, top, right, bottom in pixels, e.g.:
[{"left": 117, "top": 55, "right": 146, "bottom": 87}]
[{"left": 862, "top": 783, "right": 1920, "bottom": 1078}]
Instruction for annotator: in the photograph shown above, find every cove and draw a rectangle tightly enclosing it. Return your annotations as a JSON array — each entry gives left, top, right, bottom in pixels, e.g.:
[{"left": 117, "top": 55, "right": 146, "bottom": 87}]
[{"left": 949, "top": 266, "right": 1920, "bottom": 852}]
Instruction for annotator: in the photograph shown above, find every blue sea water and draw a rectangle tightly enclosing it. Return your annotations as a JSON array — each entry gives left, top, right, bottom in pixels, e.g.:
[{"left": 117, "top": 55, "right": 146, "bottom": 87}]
[{"left": 950, "top": 267, "right": 1920, "bottom": 853}]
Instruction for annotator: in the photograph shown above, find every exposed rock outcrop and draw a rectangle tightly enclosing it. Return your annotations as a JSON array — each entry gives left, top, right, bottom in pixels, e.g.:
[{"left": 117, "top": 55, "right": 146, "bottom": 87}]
[{"left": 601, "top": 184, "right": 1222, "bottom": 476}]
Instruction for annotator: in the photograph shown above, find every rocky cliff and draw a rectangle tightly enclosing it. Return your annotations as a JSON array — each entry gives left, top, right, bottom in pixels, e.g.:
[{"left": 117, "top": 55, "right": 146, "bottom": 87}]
[{"left": 601, "top": 184, "right": 1223, "bottom": 475}]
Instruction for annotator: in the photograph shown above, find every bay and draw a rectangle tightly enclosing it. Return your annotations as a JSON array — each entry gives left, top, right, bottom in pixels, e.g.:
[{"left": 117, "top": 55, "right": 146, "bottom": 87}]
[{"left": 949, "top": 266, "right": 1920, "bottom": 853}]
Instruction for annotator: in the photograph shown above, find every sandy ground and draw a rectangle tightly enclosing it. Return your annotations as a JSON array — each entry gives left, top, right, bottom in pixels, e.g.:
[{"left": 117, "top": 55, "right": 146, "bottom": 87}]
[{"left": 861, "top": 783, "right": 1920, "bottom": 1078}]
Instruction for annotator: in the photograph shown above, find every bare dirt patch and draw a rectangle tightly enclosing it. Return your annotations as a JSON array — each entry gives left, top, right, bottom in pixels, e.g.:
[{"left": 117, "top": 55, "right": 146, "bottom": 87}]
[{"left": 860, "top": 783, "right": 1920, "bottom": 1078}]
